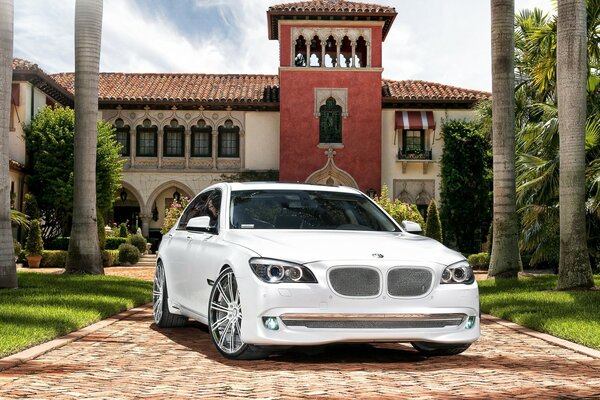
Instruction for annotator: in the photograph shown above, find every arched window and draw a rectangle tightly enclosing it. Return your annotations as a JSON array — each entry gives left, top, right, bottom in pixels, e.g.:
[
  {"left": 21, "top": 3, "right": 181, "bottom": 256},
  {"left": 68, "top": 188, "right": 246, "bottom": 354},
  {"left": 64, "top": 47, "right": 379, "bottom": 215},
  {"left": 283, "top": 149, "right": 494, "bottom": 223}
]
[
  {"left": 355, "top": 36, "right": 367, "bottom": 68},
  {"left": 319, "top": 97, "right": 342, "bottom": 144},
  {"left": 136, "top": 118, "right": 158, "bottom": 157},
  {"left": 163, "top": 119, "right": 184, "bottom": 157},
  {"left": 340, "top": 36, "right": 352, "bottom": 68},
  {"left": 113, "top": 118, "right": 130, "bottom": 156},
  {"left": 324, "top": 35, "right": 337, "bottom": 67},
  {"left": 309, "top": 35, "right": 322, "bottom": 67},
  {"left": 294, "top": 35, "right": 307, "bottom": 67},
  {"left": 218, "top": 119, "right": 240, "bottom": 158},
  {"left": 191, "top": 119, "right": 212, "bottom": 157}
]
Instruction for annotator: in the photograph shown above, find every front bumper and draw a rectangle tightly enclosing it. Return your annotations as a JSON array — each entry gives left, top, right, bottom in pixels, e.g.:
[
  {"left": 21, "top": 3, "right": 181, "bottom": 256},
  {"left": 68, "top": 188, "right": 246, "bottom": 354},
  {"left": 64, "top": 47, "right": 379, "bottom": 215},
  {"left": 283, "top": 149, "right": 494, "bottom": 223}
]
[{"left": 237, "top": 262, "right": 480, "bottom": 346}]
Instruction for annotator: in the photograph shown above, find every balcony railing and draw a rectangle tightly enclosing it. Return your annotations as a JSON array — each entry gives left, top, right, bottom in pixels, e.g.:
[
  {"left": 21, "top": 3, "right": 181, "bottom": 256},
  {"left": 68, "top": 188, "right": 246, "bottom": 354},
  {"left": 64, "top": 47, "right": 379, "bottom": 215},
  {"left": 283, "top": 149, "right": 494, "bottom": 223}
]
[{"left": 397, "top": 149, "right": 432, "bottom": 161}]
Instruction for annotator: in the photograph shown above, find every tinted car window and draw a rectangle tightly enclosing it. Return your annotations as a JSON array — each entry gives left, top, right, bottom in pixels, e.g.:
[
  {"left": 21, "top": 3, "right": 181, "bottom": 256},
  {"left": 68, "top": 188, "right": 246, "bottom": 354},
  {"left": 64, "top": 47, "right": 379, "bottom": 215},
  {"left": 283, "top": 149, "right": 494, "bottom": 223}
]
[
  {"left": 178, "top": 190, "right": 222, "bottom": 230},
  {"left": 230, "top": 190, "right": 398, "bottom": 232}
]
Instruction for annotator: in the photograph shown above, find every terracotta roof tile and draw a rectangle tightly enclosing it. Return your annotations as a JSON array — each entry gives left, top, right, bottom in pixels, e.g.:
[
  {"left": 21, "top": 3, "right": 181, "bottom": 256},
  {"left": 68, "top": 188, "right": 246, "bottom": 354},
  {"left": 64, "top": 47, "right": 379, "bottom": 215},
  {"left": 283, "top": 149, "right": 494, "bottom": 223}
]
[
  {"left": 49, "top": 72, "right": 488, "bottom": 105},
  {"left": 51, "top": 73, "right": 281, "bottom": 104},
  {"left": 382, "top": 79, "right": 491, "bottom": 102},
  {"left": 12, "top": 58, "right": 43, "bottom": 72},
  {"left": 269, "top": 0, "right": 395, "bottom": 13}
]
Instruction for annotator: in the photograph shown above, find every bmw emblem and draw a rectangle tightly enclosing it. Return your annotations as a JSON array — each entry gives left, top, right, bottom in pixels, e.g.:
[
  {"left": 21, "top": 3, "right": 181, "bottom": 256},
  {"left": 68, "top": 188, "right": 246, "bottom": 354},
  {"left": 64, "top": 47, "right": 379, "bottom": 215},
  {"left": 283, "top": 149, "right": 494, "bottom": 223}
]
[{"left": 372, "top": 253, "right": 384, "bottom": 258}]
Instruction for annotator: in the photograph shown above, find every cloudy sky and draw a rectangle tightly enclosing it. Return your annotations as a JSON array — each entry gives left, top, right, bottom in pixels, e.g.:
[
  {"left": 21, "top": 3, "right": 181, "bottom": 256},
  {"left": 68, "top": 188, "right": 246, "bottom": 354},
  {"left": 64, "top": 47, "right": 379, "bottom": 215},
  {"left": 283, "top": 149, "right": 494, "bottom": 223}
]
[{"left": 14, "top": 0, "right": 554, "bottom": 91}]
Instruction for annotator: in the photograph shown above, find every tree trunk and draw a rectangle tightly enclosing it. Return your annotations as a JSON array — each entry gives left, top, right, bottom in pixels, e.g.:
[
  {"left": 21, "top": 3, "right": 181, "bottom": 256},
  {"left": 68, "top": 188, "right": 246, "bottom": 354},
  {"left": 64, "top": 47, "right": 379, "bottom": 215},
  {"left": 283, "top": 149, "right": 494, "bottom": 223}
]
[
  {"left": 0, "top": 0, "right": 16, "bottom": 289},
  {"left": 488, "top": 0, "right": 521, "bottom": 279},
  {"left": 556, "top": 0, "right": 594, "bottom": 290},
  {"left": 65, "top": 0, "right": 104, "bottom": 274}
]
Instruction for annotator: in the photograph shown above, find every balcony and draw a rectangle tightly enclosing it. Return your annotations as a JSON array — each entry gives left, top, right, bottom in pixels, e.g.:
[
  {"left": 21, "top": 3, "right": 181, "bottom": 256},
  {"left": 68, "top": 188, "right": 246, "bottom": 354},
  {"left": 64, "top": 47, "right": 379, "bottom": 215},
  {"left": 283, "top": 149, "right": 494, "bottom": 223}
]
[{"left": 397, "top": 149, "right": 434, "bottom": 174}]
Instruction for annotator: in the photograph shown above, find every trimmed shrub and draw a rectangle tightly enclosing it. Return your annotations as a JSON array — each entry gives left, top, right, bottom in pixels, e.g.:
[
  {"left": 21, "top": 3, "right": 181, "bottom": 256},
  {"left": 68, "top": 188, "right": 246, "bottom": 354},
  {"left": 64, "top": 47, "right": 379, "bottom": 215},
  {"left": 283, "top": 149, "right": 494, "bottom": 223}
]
[
  {"left": 106, "top": 237, "right": 128, "bottom": 250},
  {"left": 467, "top": 252, "right": 491, "bottom": 270},
  {"left": 118, "top": 243, "right": 140, "bottom": 265},
  {"left": 25, "top": 219, "right": 44, "bottom": 256},
  {"left": 424, "top": 200, "right": 442, "bottom": 242},
  {"left": 119, "top": 223, "right": 128, "bottom": 238},
  {"left": 374, "top": 185, "right": 425, "bottom": 229},
  {"left": 102, "top": 250, "right": 120, "bottom": 267},
  {"left": 23, "top": 193, "right": 40, "bottom": 220},
  {"left": 128, "top": 234, "right": 147, "bottom": 254},
  {"left": 40, "top": 250, "right": 67, "bottom": 268},
  {"left": 46, "top": 237, "right": 70, "bottom": 250}
]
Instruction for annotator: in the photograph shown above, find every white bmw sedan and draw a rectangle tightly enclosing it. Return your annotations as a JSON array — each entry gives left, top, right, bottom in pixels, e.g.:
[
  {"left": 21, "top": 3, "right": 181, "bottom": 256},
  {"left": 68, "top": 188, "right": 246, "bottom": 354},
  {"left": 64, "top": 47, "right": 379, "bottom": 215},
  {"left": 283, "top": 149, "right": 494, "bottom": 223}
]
[{"left": 154, "top": 182, "right": 480, "bottom": 359}]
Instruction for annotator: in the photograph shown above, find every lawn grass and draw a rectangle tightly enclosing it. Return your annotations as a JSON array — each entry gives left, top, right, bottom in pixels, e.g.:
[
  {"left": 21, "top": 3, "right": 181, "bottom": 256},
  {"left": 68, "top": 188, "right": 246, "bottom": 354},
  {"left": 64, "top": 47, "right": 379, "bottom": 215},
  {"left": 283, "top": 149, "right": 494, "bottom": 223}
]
[
  {"left": 479, "top": 275, "right": 600, "bottom": 350},
  {"left": 0, "top": 272, "right": 152, "bottom": 358}
]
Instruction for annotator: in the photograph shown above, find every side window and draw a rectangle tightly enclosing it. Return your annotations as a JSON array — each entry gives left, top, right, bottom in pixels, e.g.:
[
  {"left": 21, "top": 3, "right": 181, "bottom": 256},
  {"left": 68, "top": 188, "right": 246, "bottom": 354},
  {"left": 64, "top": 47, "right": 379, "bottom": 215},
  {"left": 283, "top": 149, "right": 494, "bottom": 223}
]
[{"left": 177, "top": 190, "right": 222, "bottom": 230}]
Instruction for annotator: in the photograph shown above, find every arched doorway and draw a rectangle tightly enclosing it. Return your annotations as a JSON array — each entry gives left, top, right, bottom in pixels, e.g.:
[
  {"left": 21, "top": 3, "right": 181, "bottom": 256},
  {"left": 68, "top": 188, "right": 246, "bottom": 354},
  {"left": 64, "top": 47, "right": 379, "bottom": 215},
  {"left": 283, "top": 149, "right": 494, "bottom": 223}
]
[{"left": 112, "top": 186, "right": 143, "bottom": 234}]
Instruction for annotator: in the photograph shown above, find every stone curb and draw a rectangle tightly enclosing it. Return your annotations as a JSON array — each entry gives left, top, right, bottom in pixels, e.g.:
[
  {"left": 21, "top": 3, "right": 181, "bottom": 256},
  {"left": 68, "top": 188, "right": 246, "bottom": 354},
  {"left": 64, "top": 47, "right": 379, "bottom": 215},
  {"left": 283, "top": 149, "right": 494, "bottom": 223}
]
[
  {"left": 482, "top": 314, "right": 600, "bottom": 359},
  {"left": 0, "top": 303, "right": 153, "bottom": 372}
]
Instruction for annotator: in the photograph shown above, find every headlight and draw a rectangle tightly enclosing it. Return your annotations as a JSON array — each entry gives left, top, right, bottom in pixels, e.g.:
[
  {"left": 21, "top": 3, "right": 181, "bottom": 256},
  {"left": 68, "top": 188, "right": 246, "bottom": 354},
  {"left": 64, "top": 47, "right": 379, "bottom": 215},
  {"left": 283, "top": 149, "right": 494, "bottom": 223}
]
[
  {"left": 249, "top": 258, "right": 318, "bottom": 284},
  {"left": 440, "top": 261, "right": 474, "bottom": 284},
  {"left": 249, "top": 258, "right": 317, "bottom": 283}
]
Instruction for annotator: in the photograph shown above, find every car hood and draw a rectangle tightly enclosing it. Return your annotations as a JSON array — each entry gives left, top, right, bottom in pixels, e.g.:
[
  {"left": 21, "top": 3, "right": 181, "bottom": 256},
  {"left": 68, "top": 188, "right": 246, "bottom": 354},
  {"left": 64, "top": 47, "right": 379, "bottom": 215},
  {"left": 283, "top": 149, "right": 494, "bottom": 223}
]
[{"left": 223, "top": 230, "right": 464, "bottom": 266}]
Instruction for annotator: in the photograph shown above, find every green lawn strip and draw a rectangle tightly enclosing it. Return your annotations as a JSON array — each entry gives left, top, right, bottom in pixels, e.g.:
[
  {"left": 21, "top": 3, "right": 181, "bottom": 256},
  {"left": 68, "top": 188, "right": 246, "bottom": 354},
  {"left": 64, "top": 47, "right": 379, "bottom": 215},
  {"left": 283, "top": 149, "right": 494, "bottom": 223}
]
[
  {"left": 479, "top": 275, "right": 600, "bottom": 350},
  {"left": 0, "top": 272, "right": 152, "bottom": 358}
]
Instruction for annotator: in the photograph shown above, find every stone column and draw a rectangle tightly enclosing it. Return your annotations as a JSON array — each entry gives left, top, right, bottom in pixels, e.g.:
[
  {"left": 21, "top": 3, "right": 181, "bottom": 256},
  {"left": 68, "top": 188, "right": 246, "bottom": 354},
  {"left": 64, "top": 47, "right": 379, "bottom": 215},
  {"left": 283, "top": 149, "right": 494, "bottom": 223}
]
[
  {"left": 321, "top": 40, "right": 326, "bottom": 68},
  {"left": 185, "top": 130, "right": 191, "bottom": 169},
  {"left": 158, "top": 128, "right": 164, "bottom": 168},
  {"left": 130, "top": 130, "right": 136, "bottom": 168},
  {"left": 351, "top": 41, "right": 356, "bottom": 68},
  {"left": 366, "top": 42, "right": 371, "bottom": 68},
  {"left": 306, "top": 42, "right": 311, "bottom": 67},
  {"left": 140, "top": 214, "right": 151, "bottom": 238},
  {"left": 335, "top": 42, "right": 341, "bottom": 68},
  {"left": 212, "top": 131, "right": 218, "bottom": 170}
]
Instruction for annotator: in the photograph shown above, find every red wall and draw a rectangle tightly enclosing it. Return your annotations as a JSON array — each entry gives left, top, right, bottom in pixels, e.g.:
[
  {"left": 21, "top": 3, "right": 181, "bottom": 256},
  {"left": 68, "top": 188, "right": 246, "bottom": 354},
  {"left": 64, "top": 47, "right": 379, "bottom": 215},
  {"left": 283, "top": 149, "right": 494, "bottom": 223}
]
[{"left": 279, "top": 69, "right": 382, "bottom": 192}]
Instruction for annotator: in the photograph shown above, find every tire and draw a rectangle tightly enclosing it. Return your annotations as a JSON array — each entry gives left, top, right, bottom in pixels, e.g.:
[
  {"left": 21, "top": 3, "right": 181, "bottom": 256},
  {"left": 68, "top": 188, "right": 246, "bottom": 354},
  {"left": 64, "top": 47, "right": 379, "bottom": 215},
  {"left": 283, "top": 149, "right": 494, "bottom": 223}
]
[
  {"left": 153, "top": 260, "right": 188, "bottom": 328},
  {"left": 208, "top": 267, "right": 270, "bottom": 360},
  {"left": 411, "top": 341, "right": 471, "bottom": 356}
]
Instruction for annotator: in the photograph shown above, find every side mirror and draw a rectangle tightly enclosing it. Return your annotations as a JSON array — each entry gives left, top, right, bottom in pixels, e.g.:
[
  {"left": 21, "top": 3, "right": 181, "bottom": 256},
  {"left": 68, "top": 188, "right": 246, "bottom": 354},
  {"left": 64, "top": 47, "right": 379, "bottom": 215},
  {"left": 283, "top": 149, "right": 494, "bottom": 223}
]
[
  {"left": 402, "top": 220, "right": 423, "bottom": 234},
  {"left": 187, "top": 216, "right": 212, "bottom": 232}
]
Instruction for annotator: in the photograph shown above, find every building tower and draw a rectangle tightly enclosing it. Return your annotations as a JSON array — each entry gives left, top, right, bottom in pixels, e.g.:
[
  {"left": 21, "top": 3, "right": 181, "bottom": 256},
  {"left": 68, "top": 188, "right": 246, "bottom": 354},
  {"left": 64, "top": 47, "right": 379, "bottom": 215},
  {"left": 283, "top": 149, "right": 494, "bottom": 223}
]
[{"left": 267, "top": 0, "right": 397, "bottom": 191}]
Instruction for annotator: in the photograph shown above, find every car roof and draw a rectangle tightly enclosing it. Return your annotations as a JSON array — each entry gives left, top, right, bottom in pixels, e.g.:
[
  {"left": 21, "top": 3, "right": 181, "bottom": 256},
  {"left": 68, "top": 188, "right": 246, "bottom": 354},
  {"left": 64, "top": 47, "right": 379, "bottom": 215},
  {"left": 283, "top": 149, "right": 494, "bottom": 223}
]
[{"left": 225, "top": 182, "right": 362, "bottom": 194}]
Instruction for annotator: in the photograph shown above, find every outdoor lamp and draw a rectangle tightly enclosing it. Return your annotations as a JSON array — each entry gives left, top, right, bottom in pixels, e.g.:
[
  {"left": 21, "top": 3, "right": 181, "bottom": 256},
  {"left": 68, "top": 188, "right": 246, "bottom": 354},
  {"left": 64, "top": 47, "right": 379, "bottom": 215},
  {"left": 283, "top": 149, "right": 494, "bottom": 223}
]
[
  {"left": 120, "top": 189, "right": 127, "bottom": 202},
  {"left": 173, "top": 190, "right": 181, "bottom": 201}
]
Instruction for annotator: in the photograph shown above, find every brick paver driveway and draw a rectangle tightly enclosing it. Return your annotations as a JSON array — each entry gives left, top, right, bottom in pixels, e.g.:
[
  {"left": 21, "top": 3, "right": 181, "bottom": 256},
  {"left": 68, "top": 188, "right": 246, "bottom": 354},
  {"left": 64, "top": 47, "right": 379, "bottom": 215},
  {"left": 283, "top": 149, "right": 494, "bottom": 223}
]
[{"left": 1, "top": 306, "right": 600, "bottom": 399}]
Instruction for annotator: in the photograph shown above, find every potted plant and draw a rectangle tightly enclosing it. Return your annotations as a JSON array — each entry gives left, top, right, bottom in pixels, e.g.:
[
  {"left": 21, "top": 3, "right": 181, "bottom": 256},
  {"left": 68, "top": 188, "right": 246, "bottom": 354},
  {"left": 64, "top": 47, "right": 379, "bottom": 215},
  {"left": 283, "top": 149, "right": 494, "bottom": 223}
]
[{"left": 25, "top": 219, "right": 44, "bottom": 268}]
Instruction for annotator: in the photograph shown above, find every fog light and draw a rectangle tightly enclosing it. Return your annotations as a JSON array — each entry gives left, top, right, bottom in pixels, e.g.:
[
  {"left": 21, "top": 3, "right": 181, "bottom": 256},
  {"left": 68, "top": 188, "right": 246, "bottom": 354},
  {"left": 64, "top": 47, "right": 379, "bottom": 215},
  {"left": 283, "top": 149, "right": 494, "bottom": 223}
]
[
  {"left": 465, "top": 316, "right": 476, "bottom": 329},
  {"left": 263, "top": 316, "right": 279, "bottom": 331}
]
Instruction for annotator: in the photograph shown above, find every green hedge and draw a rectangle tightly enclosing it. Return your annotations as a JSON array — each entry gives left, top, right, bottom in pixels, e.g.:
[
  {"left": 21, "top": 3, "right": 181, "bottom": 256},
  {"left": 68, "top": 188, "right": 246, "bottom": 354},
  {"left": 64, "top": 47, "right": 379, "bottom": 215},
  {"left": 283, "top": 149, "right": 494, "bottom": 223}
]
[
  {"left": 102, "top": 250, "right": 120, "bottom": 267},
  {"left": 118, "top": 244, "right": 140, "bottom": 264},
  {"left": 468, "top": 252, "right": 491, "bottom": 270},
  {"left": 106, "top": 237, "right": 128, "bottom": 250},
  {"left": 40, "top": 250, "right": 67, "bottom": 268},
  {"left": 38, "top": 250, "right": 121, "bottom": 268}
]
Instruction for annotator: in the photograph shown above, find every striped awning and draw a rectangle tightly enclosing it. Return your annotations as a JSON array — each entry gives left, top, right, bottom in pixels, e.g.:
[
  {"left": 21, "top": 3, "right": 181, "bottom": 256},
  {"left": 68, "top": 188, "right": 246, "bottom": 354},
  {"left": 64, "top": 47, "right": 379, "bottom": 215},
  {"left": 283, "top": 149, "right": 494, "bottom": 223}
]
[{"left": 395, "top": 111, "right": 436, "bottom": 130}]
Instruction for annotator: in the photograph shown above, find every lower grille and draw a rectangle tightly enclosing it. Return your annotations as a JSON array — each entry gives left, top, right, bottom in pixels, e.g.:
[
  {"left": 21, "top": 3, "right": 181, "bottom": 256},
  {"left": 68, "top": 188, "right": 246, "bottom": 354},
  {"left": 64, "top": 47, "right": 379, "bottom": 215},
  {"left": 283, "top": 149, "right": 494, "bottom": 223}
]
[
  {"left": 387, "top": 268, "right": 433, "bottom": 297},
  {"left": 329, "top": 267, "right": 381, "bottom": 297},
  {"left": 280, "top": 313, "right": 466, "bottom": 329}
]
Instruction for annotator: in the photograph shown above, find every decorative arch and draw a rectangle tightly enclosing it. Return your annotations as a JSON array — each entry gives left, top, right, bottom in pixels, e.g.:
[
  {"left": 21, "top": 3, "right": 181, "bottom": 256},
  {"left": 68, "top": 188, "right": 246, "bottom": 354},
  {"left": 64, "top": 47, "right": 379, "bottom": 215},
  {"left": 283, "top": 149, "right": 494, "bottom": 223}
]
[
  {"left": 145, "top": 180, "right": 195, "bottom": 215},
  {"left": 118, "top": 181, "right": 146, "bottom": 212},
  {"left": 314, "top": 88, "right": 348, "bottom": 118},
  {"left": 305, "top": 149, "right": 358, "bottom": 188}
]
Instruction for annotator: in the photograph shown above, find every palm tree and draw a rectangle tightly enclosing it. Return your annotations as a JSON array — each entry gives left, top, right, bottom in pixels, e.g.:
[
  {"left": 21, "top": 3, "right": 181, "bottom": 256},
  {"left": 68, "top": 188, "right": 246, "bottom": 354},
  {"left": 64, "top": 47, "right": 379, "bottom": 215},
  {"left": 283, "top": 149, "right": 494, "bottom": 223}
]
[
  {"left": 0, "top": 0, "right": 16, "bottom": 289},
  {"left": 65, "top": 0, "right": 104, "bottom": 274},
  {"left": 488, "top": 0, "right": 522, "bottom": 278},
  {"left": 556, "top": 0, "right": 594, "bottom": 289}
]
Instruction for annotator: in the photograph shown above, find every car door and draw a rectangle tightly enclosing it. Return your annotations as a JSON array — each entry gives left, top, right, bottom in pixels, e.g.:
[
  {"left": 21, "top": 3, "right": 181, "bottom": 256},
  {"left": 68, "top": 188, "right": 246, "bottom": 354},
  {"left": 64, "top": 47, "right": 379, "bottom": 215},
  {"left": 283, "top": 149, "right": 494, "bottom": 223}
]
[
  {"left": 166, "top": 191, "right": 210, "bottom": 306},
  {"left": 180, "top": 190, "right": 223, "bottom": 317}
]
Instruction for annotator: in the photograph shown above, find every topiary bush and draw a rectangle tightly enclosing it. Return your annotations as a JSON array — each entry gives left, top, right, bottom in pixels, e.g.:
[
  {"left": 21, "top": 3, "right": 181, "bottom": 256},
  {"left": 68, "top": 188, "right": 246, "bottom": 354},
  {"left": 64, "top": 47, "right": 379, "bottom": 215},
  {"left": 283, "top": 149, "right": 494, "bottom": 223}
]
[
  {"left": 128, "top": 234, "right": 147, "bottom": 254},
  {"left": 119, "top": 223, "right": 128, "bottom": 238},
  {"left": 25, "top": 219, "right": 44, "bottom": 256},
  {"left": 374, "top": 185, "right": 425, "bottom": 229},
  {"left": 106, "top": 237, "right": 128, "bottom": 250},
  {"left": 23, "top": 193, "right": 40, "bottom": 220},
  {"left": 118, "top": 243, "right": 140, "bottom": 265},
  {"left": 40, "top": 250, "right": 67, "bottom": 268},
  {"left": 424, "top": 200, "right": 442, "bottom": 242},
  {"left": 467, "top": 252, "right": 491, "bottom": 270}
]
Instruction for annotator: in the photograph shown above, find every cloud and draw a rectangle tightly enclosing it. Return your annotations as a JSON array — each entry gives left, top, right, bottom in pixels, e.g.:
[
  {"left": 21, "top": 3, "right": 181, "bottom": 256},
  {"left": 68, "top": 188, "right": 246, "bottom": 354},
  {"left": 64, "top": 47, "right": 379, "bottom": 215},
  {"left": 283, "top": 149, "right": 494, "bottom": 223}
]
[{"left": 13, "top": 0, "right": 554, "bottom": 90}]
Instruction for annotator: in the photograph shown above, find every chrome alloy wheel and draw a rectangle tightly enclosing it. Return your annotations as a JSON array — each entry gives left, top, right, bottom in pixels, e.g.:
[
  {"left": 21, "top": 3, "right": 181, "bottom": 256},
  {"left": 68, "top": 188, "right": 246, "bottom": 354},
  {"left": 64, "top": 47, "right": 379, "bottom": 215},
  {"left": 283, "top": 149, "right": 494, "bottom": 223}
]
[
  {"left": 153, "top": 262, "right": 165, "bottom": 324},
  {"left": 209, "top": 269, "right": 244, "bottom": 355}
]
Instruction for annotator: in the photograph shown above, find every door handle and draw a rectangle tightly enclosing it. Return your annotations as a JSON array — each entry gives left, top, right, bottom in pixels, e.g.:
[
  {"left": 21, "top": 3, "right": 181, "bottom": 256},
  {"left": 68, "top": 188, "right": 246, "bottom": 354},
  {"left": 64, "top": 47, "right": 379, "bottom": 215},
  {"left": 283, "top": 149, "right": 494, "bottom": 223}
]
[{"left": 186, "top": 236, "right": 193, "bottom": 241}]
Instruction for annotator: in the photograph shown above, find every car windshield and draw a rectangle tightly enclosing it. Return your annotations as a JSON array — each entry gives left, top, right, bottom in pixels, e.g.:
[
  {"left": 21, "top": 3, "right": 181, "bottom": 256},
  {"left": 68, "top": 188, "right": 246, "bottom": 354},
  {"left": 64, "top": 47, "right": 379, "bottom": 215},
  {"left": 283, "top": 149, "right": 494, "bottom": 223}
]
[{"left": 230, "top": 189, "right": 399, "bottom": 232}]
